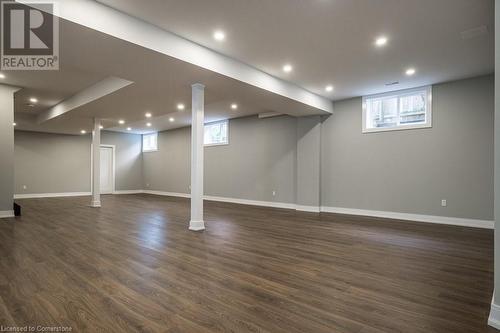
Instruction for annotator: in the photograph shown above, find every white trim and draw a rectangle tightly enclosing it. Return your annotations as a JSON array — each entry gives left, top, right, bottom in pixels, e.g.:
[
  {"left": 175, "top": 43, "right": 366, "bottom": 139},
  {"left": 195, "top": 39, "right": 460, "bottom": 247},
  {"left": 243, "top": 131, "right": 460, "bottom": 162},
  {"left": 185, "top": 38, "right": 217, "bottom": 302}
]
[
  {"left": 489, "top": 295, "right": 500, "bottom": 330},
  {"left": 189, "top": 220, "right": 205, "bottom": 231},
  {"left": 14, "top": 192, "right": 91, "bottom": 199},
  {"left": 0, "top": 210, "right": 14, "bottom": 218},
  {"left": 204, "top": 195, "right": 296, "bottom": 210},
  {"left": 90, "top": 200, "right": 101, "bottom": 208},
  {"left": 113, "top": 190, "right": 143, "bottom": 195},
  {"left": 320, "top": 206, "right": 493, "bottom": 229},
  {"left": 296, "top": 205, "right": 321, "bottom": 213},
  {"left": 143, "top": 190, "right": 191, "bottom": 198},
  {"left": 362, "top": 85, "right": 432, "bottom": 133}
]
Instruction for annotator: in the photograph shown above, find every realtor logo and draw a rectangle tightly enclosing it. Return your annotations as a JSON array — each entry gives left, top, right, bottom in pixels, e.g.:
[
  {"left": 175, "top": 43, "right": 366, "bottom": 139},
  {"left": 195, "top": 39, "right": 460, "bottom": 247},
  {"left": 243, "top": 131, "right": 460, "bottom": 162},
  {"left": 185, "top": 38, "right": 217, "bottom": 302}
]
[{"left": 1, "top": 1, "right": 59, "bottom": 70}]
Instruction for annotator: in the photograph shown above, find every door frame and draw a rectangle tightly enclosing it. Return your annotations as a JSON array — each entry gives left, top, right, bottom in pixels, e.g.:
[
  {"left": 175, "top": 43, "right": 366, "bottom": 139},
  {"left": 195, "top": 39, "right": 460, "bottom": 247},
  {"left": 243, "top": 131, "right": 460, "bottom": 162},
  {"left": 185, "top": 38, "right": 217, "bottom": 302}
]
[{"left": 90, "top": 144, "right": 116, "bottom": 194}]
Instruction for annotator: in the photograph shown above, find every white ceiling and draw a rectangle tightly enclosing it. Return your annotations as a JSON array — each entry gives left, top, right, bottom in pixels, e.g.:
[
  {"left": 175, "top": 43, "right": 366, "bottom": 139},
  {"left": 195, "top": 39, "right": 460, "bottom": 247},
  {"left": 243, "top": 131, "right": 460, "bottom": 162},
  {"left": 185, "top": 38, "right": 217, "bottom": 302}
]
[{"left": 98, "top": 0, "right": 494, "bottom": 100}]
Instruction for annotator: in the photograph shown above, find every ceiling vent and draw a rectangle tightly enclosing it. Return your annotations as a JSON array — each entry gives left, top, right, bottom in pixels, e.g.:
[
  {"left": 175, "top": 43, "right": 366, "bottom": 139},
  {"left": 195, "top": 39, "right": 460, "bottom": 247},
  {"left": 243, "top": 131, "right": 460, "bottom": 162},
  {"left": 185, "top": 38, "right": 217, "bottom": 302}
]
[{"left": 460, "top": 25, "right": 488, "bottom": 40}]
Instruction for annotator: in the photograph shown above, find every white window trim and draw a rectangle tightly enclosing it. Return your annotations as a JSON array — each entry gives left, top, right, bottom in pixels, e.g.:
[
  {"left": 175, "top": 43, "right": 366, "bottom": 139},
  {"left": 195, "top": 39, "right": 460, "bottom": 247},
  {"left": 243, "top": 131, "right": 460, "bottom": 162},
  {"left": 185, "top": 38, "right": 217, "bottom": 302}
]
[
  {"left": 362, "top": 85, "right": 432, "bottom": 134},
  {"left": 142, "top": 132, "right": 158, "bottom": 152},
  {"left": 204, "top": 120, "right": 229, "bottom": 147}
]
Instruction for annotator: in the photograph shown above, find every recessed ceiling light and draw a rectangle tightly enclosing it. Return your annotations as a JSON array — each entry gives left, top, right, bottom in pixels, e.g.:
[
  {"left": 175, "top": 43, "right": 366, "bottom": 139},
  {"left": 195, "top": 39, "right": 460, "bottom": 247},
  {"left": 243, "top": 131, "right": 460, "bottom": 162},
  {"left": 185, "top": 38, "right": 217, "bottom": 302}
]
[
  {"left": 405, "top": 68, "right": 416, "bottom": 76},
  {"left": 231, "top": 103, "right": 238, "bottom": 110},
  {"left": 80, "top": 130, "right": 86, "bottom": 134},
  {"left": 213, "top": 30, "right": 226, "bottom": 41},
  {"left": 145, "top": 112, "right": 152, "bottom": 118},
  {"left": 169, "top": 117, "right": 175, "bottom": 122},
  {"left": 99, "top": 125, "right": 103, "bottom": 129},
  {"left": 146, "top": 122, "right": 152, "bottom": 127},
  {"left": 13, "top": 122, "right": 16, "bottom": 126},
  {"left": 375, "top": 36, "right": 388, "bottom": 47},
  {"left": 325, "top": 85, "right": 334, "bottom": 92},
  {"left": 127, "top": 127, "right": 132, "bottom": 131},
  {"left": 283, "top": 64, "right": 293, "bottom": 73},
  {"left": 177, "top": 103, "right": 185, "bottom": 111},
  {"left": 29, "top": 97, "right": 38, "bottom": 103},
  {"left": 118, "top": 119, "right": 125, "bottom": 124},
  {"left": 0, "top": 73, "right": 5, "bottom": 79}
]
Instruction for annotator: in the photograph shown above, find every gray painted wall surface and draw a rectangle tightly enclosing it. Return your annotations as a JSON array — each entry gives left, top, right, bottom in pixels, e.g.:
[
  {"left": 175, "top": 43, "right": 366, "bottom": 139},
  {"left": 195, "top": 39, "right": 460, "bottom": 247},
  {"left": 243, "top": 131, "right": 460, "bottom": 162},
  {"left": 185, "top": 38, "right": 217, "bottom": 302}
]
[
  {"left": 494, "top": 0, "right": 500, "bottom": 304},
  {"left": 296, "top": 116, "right": 321, "bottom": 207},
  {"left": 321, "top": 75, "right": 494, "bottom": 220},
  {"left": 0, "top": 85, "right": 17, "bottom": 212},
  {"left": 14, "top": 130, "right": 142, "bottom": 194},
  {"left": 143, "top": 115, "right": 297, "bottom": 203}
]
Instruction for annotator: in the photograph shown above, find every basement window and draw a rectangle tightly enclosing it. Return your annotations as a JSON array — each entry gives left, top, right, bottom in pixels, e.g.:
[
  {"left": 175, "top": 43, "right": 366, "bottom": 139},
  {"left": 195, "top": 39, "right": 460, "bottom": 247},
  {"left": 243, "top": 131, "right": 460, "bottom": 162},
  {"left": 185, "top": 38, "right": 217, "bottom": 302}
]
[
  {"left": 143, "top": 133, "right": 158, "bottom": 152},
  {"left": 204, "top": 120, "right": 228, "bottom": 146},
  {"left": 362, "top": 86, "right": 432, "bottom": 133}
]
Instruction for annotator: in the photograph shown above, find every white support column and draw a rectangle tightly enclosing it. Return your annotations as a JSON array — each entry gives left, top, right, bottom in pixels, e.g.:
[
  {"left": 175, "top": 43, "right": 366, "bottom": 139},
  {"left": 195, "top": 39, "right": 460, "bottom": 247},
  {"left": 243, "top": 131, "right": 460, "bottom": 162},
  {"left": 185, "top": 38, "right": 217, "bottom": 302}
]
[
  {"left": 189, "top": 83, "right": 205, "bottom": 231},
  {"left": 90, "top": 118, "right": 101, "bottom": 208}
]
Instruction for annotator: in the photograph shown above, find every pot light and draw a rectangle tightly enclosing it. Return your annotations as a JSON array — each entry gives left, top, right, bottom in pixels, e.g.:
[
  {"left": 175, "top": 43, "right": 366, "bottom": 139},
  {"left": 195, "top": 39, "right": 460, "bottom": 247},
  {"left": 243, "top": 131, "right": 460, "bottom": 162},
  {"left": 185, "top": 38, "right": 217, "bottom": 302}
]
[
  {"left": 325, "top": 85, "right": 334, "bottom": 92},
  {"left": 375, "top": 36, "right": 388, "bottom": 47},
  {"left": 99, "top": 125, "right": 103, "bottom": 129},
  {"left": 405, "top": 68, "right": 416, "bottom": 76},
  {"left": 146, "top": 122, "right": 152, "bottom": 127},
  {"left": 0, "top": 73, "right": 5, "bottom": 79},
  {"left": 169, "top": 117, "right": 175, "bottom": 122},
  {"left": 177, "top": 103, "right": 185, "bottom": 111},
  {"left": 118, "top": 119, "right": 125, "bottom": 124},
  {"left": 80, "top": 130, "right": 86, "bottom": 134},
  {"left": 13, "top": 122, "right": 16, "bottom": 126},
  {"left": 213, "top": 30, "right": 226, "bottom": 41},
  {"left": 231, "top": 103, "right": 238, "bottom": 110},
  {"left": 127, "top": 127, "right": 132, "bottom": 131},
  {"left": 29, "top": 97, "right": 38, "bottom": 103},
  {"left": 145, "top": 112, "right": 152, "bottom": 118},
  {"left": 283, "top": 64, "right": 293, "bottom": 73}
]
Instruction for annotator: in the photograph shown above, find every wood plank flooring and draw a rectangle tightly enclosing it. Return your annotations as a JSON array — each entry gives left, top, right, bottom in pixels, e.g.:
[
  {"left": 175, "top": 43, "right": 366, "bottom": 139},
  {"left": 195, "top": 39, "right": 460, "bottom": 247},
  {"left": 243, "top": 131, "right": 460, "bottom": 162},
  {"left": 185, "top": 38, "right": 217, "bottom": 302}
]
[{"left": 0, "top": 194, "right": 495, "bottom": 332}]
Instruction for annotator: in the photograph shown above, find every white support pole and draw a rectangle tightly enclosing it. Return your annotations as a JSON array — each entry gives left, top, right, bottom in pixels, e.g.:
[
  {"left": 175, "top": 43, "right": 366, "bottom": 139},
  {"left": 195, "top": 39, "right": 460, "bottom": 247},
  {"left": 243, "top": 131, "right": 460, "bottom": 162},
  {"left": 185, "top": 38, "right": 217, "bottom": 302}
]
[
  {"left": 90, "top": 118, "right": 101, "bottom": 207},
  {"left": 189, "top": 83, "right": 205, "bottom": 231}
]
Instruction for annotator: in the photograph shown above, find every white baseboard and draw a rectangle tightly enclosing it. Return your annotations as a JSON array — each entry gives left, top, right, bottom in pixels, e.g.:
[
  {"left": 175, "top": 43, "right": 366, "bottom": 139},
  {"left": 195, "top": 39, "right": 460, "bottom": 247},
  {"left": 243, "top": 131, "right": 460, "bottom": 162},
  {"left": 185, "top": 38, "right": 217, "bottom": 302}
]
[
  {"left": 204, "top": 195, "right": 296, "bottom": 210},
  {"left": 489, "top": 295, "right": 500, "bottom": 330},
  {"left": 321, "top": 206, "right": 494, "bottom": 229},
  {"left": 296, "top": 205, "right": 321, "bottom": 213},
  {"left": 0, "top": 210, "right": 14, "bottom": 218},
  {"left": 143, "top": 190, "right": 191, "bottom": 198},
  {"left": 14, "top": 192, "right": 91, "bottom": 199},
  {"left": 113, "top": 190, "right": 143, "bottom": 195}
]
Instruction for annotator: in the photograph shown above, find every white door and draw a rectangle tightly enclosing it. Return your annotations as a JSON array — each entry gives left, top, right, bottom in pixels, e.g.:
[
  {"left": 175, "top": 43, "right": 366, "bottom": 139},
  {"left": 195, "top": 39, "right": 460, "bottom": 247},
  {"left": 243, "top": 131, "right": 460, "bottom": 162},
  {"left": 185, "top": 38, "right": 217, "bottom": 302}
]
[{"left": 100, "top": 146, "right": 114, "bottom": 194}]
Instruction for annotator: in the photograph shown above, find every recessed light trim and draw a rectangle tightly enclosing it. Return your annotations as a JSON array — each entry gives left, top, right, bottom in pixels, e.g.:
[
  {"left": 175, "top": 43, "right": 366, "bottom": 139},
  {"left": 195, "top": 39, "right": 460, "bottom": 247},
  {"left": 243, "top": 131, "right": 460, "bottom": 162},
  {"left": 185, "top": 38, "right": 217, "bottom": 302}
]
[
  {"left": 99, "top": 125, "right": 103, "bottom": 129},
  {"left": 145, "top": 112, "right": 152, "bottom": 118},
  {"left": 177, "top": 103, "right": 185, "bottom": 111},
  {"left": 283, "top": 64, "right": 293, "bottom": 73},
  {"left": 146, "top": 122, "right": 152, "bottom": 127},
  {"left": 405, "top": 68, "right": 416, "bottom": 76},
  {"left": 13, "top": 122, "right": 16, "bottom": 126},
  {"left": 213, "top": 30, "right": 226, "bottom": 41},
  {"left": 231, "top": 103, "right": 238, "bottom": 110},
  {"left": 169, "top": 117, "right": 175, "bottom": 122},
  {"left": 118, "top": 119, "right": 125, "bottom": 125},
  {"left": 80, "top": 130, "right": 86, "bottom": 134},
  {"left": 375, "top": 36, "right": 388, "bottom": 47},
  {"left": 127, "top": 127, "right": 132, "bottom": 131},
  {"left": 0, "top": 73, "right": 5, "bottom": 79},
  {"left": 29, "top": 97, "right": 38, "bottom": 103},
  {"left": 325, "top": 85, "right": 334, "bottom": 92}
]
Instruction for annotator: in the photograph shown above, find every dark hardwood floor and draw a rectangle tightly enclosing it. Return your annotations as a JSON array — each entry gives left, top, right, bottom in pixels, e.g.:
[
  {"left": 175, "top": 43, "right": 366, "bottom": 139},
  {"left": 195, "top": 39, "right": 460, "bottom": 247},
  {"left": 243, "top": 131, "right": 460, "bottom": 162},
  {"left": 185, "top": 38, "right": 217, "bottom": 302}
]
[{"left": 0, "top": 194, "right": 495, "bottom": 332}]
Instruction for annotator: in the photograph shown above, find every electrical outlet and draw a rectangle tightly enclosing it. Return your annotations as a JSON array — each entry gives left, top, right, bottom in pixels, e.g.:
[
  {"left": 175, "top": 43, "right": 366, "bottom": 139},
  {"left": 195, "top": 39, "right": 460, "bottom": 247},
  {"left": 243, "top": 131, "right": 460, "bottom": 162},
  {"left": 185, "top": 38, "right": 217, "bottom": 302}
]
[
  {"left": 441, "top": 199, "right": 447, "bottom": 207},
  {"left": 272, "top": 190, "right": 276, "bottom": 197},
  {"left": 22, "top": 185, "right": 27, "bottom": 190}
]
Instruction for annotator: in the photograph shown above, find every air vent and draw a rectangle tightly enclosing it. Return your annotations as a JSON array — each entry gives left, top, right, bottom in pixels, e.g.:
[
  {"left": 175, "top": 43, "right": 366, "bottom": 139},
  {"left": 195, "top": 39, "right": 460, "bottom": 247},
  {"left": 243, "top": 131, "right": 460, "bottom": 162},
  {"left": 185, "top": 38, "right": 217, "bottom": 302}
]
[{"left": 461, "top": 25, "right": 488, "bottom": 40}]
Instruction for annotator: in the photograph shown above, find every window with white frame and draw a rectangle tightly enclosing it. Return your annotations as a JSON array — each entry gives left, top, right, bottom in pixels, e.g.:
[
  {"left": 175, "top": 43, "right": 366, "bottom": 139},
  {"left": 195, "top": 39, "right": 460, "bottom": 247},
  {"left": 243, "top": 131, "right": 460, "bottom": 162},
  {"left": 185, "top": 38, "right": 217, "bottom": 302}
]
[
  {"left": 204, "top": 120, "right": 228, "bottom": 146},
  {"left": 362, "top": 86, "right": 432, "bottom": 133},
  {"left": 142, "top": 133, "right": 158, "bottom": 152}
]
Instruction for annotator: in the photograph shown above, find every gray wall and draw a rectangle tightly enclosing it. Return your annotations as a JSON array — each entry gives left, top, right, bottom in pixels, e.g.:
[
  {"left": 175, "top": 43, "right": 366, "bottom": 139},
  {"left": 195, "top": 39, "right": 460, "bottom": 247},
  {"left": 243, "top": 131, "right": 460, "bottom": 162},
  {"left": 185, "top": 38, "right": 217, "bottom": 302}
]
[
  {"left": 321, "top": 75, "right": 494, "bottom": 220},
  {"left": 494, "top": 0, "right": 500, "bottom": 304},
  {"left": 143, "top": 115, "right": 297, "bottom": 204},
  {"left": 14, "top": 130, "right": 143, "bottom": 194},
  {"left": 0, "top": 85, "right": 17, "bottom": 212}
]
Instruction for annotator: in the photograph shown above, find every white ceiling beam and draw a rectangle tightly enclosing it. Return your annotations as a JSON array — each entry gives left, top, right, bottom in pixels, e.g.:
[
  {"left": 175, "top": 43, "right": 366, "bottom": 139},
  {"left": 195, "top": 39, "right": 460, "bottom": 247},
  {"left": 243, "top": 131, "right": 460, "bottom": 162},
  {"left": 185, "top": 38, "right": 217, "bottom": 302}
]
[
  {"left": 37, "top": 76, "right": 133, "bottom": 123},
  {"left": 24, "top": 0, "right": 333, "bottom": 114}
]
